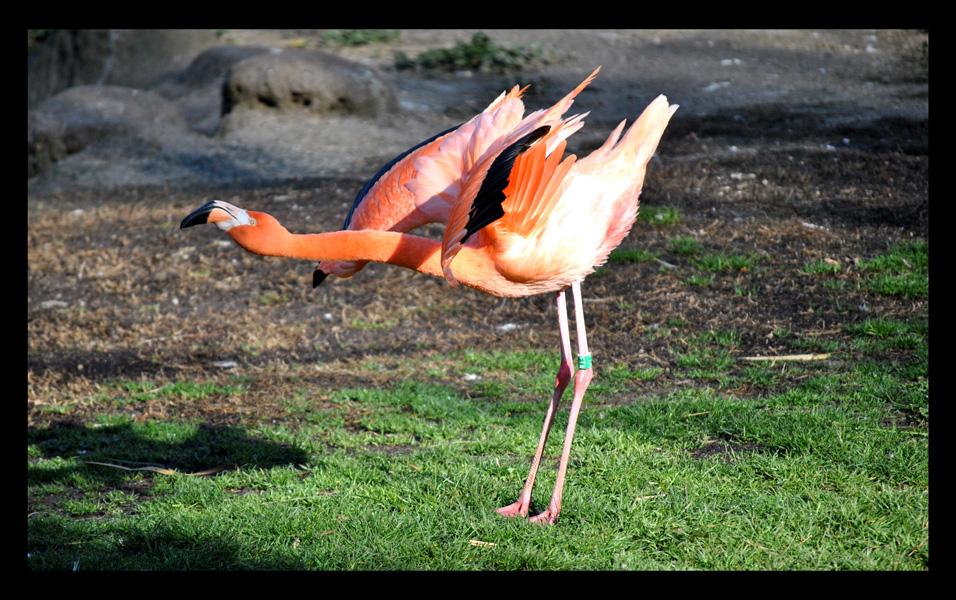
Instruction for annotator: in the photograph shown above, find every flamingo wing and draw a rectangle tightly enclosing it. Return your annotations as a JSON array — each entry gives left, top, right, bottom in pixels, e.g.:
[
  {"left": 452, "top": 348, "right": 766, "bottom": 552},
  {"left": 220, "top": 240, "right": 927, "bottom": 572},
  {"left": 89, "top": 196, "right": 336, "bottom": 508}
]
[
  {"left": 438, "top": 122, "right": 587, "bottom": 288},
  {"left": 342, "top": 124, "right": 462, "bottom": 231},
  {"left": 437, "top": 126, "right": 548, "bottom": 281},
  {"left": 406, "top": 69, "right": 597, "bottom": 234},
  {"left": 313, "top": 83, "right": 530, "bottom": 288},
  {"left": 316, "top": 69, "right": 600, "bottom": 289},
  {"left": 313, "top": 123, "right": 462, "bottom": 288}
]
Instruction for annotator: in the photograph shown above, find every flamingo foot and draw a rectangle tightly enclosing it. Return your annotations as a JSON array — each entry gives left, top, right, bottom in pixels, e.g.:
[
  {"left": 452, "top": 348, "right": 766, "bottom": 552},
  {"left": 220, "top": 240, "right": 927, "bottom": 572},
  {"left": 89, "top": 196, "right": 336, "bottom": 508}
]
[
  {"left": 496, "top": 499, "right": 530, "bottom": 519},
  {"left": 529, "top": 509, "right": 559, "bottom": 525}
]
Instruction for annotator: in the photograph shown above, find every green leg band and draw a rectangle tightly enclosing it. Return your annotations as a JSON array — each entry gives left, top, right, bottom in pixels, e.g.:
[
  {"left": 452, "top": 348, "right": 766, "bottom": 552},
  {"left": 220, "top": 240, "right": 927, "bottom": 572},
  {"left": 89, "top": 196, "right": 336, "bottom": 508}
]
[{"left": 577, "top": 353, "right": 592, "bottom": 370}]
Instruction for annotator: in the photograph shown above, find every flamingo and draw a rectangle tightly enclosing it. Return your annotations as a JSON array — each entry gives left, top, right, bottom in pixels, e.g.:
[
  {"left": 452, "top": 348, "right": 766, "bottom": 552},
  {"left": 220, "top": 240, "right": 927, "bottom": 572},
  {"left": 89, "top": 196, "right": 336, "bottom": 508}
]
[{"left": 181, "top": 70, "right": 677, "bottom": 524}]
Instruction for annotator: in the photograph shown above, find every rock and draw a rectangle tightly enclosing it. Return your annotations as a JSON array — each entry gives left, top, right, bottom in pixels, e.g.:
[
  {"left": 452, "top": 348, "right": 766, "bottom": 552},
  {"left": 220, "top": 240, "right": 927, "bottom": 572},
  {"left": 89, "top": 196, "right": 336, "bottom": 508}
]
[
  {"left": 220, "top": 49, "right": 399, "bottom": 127},
  {"left": 28, "top": 85, "right": 190, "bottom": 177},
  {"left": 28, "top": 29, "right": 221, "bottom": 108},
  {"left": 28, "top": 30, "right": 113, "bottom": 108},
  {"left": 28, "top": 33, "right": 408, "bottom": 188},
  {"left": 162, "top": 45, "right": 276, "bottom": 94},
  {"left": 151, "top": 45, "right": 275, "bottom": 135}
]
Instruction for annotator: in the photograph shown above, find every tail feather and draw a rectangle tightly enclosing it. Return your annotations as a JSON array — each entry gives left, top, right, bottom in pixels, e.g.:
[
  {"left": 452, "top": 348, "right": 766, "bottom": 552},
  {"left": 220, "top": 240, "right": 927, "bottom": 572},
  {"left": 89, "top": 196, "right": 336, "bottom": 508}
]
[
  {"left": 622, "top": 95, "right": 679, "bottom": 166},
  {"left": 511, "top": 67, "right": 599, "bottom": 140},
  {"left": 588, "top": 95, "right": 678, "bottom": 264},
  {"left": 499, "top": 67, "right": 599, "bottom": 158}
]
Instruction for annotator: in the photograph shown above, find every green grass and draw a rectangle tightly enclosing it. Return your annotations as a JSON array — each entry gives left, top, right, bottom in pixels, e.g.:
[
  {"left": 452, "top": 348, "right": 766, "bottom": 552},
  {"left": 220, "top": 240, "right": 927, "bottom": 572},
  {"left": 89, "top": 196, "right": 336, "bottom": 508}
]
[
  {"left": 670, "top": 236, "right": 700, "bottom": 255},
  {"left": 674, "top": 330, "right": 740, "bottom": 382},
  {"left": 859, "top": 240, "right": 928, "bottom": 299},
  {"left": 637, "top": 206, "right": 681, "bottom": 225},
  {"left": 685, "top": 274, "right": 715, "bottom": 287},
  {"left": 659, "top": 240, "right": 765, "bottom": 290},
  {"left": 29, "top": 314, "right": 928, "bottom": 570},
  {"left": 318, "top": 29, "right": 399, "bottom": 48},
  {"left": 27, "top": 223, "right": 929, "bottom": 570},
  {"left": 395, "top": 32, "right": 544, "bottom": 73},
  {"left": 112, "top": 380, "right": 249, "bottom": 402},
  {"left": 692, "top": 252, "right": 760, "bottom": 272},
  {"left": 608, "top": 248, "right": 660, "bottom": 264},
  {"left": 259, "top": 290, "right": 288, "bottom": 305},
  {"left": 803, "top": 258, "right": 841, "bottom": 276}
]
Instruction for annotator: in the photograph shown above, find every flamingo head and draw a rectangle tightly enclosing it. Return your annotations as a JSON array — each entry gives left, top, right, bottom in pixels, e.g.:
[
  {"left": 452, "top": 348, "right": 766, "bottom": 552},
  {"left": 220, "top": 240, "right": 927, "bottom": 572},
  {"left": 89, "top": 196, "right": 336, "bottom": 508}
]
[
  {"left": 181, "top": 200, "right": 288, "bottom": 258},
  {"left": 180, "top": 200, "right": 259, "bottom": 231}
]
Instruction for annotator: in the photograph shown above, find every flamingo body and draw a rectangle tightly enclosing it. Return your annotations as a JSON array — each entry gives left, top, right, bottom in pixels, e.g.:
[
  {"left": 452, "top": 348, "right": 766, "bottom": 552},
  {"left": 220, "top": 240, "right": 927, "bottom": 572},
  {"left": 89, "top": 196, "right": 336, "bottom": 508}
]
[
  {"left": 315, "top": 68, "right": 597, "bottom": 286},
  {"left": 182, "top": 69, "right": 677, "bottom": 523}
]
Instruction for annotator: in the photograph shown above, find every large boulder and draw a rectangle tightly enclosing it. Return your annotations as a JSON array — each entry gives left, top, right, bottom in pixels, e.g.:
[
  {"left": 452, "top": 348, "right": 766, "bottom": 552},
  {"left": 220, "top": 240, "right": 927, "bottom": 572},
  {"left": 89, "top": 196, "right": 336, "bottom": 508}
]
[
  {"left": 151, "top": 45, "right": 275, "bottom": 134},
  {"left": 220, "top": 49, "right": 399, "bottom": 127},
  {"left": 27, "top": 34, "right": 410, "bottom": 187},
  {"left": 28, "top": 85, "right": 190, "bottom": 177},
  {"left": 28, "top": 29, "right": 221, "bottom": 108}
]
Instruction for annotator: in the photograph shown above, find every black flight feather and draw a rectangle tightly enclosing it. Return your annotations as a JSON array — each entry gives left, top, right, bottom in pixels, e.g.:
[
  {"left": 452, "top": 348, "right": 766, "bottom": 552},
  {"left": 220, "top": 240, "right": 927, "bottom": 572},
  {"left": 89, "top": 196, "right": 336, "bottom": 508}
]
[{"left": 459, "top": 125, "right": 550, "bottom": 245}]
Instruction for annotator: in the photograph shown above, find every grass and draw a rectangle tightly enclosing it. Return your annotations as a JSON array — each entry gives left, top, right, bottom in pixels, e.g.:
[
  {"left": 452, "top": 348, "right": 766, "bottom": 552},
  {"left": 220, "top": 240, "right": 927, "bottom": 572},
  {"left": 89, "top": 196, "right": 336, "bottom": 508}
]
[
  {"left": 692, "top": 252, "right": 760, "bottom": 272},
  {"left": 859, "top": 240, "right": 928, "bottom": 299},
  {"left": 318, "top": 29, "right": 399, "bottom": 48},
  {"left": 637, "top": 206, "right": 681, "bottom": 225},
  {"left": 670, "top": 236, "right": 700, "bottom": 255},
  {"left": 608, "top": 248, "right": 660, "bottom": 264},
  {"left": 28, "top": 199, "right": 928, "bottom": 569},
  {"left": 803, "top": 258, "right": 841, "bottom": 276},
  {"left": 395, "top": 32, "right": 544, "bottom": 73},
  {"left": 28, "top": 313, "right": 928, "bottom": 570}
]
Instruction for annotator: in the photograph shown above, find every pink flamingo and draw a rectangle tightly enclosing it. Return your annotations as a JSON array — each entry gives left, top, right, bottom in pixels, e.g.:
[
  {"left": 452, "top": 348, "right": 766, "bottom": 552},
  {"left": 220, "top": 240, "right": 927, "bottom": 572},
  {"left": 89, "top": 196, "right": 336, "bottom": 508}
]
[{"left": 181, "top": 69, "right": 677, "bottom": 523}]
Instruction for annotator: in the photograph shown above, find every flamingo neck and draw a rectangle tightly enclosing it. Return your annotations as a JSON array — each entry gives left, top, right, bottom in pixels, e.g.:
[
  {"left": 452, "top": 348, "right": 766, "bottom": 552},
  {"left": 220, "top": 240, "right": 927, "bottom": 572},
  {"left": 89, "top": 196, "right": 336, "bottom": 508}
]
[{"left": 228, "top": 225, "right": 517, "bottom": 295}]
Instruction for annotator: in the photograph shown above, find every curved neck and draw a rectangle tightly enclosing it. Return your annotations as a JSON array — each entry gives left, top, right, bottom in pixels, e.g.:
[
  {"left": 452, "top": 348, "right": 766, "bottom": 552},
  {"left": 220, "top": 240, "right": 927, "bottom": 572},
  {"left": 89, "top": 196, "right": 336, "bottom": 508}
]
[
  {"left": 297, "top": 230, "right": 442, "bottom": 275},
  {"left": 229, "top": 225, "right": 512, "bottom": 295}
]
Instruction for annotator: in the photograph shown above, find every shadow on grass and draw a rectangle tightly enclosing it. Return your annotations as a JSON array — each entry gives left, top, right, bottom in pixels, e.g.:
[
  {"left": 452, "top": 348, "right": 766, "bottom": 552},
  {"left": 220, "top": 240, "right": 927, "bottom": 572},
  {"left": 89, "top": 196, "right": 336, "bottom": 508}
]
[
  {"left": 28, "top": 515, "right": 312, "bottom": 570},
  {"left": 28, "top": 419, "right": 310, "bottom": 484},
  {"left": 29, "top": 420, "right": 316, "bottom": 568}
]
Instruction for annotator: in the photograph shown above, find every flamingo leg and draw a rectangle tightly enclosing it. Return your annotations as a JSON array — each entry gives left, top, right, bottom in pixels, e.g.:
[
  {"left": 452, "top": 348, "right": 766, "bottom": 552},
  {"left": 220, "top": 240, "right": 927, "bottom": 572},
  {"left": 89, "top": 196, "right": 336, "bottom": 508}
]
[
  {"left": 497, "top": 287, "right": 574, "bottom": 519},
  {"left": 529, "top": 280, "right": 593, "bottom": 524}
]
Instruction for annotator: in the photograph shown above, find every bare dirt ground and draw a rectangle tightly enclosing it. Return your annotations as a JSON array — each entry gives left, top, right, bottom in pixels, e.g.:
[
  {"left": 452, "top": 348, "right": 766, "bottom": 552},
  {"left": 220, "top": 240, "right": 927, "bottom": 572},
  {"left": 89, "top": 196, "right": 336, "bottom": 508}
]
[{"left": 28, "top": 30, "right": 928, "bottom": 431}]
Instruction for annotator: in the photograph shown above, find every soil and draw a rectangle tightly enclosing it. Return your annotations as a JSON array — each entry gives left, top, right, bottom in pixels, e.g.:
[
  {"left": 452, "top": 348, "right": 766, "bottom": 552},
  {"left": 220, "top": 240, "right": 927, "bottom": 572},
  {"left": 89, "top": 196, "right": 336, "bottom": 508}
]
[{"left": 27, "top": 30, "right": 928, "bottom": 431}]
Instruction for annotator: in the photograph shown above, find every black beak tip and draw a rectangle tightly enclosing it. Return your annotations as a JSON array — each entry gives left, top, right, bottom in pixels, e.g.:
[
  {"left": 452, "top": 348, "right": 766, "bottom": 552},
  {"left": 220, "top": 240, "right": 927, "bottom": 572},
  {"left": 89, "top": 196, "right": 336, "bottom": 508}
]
[
  {"left": 179, "top": 215, "right": 203, "bottom": 229},
  {"left": 313, "top": 269, "right": 328, "bottom": 289},
  {"left": 180, "top": 201, "right": 218, "bottom": 229}
]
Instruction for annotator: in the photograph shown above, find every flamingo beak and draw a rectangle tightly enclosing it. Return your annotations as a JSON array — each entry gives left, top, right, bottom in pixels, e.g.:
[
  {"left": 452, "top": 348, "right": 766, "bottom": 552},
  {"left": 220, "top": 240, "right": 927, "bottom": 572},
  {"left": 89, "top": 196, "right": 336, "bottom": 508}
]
[
  {"left": 180, "top": 201, "right": 221, "bottom": 228},
  {"left": 181, "top": 200, "right": 256, "bottom": 231}
]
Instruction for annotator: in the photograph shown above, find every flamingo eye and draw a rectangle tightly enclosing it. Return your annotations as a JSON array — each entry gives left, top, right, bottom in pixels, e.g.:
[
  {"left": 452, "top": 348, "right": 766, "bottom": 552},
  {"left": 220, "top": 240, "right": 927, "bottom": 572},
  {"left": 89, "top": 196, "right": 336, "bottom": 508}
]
[{"left": 249, "top": 217, "right": 257, "bottom": 226}]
